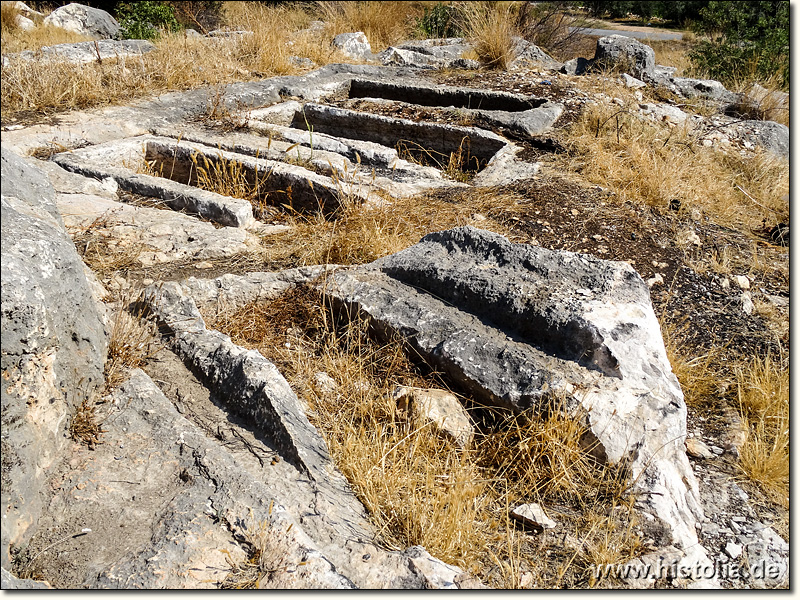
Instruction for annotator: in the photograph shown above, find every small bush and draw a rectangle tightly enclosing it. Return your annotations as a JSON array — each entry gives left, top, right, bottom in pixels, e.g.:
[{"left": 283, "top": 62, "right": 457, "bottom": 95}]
[
  {"left": 689, "top": 1, "right": 789, "bottom": 90},
  {"left": 117, "top": 1, "right": 181, "bottom": 40},
  {"left": 417, "top": 2, "right": 462, "bottom": 39}
]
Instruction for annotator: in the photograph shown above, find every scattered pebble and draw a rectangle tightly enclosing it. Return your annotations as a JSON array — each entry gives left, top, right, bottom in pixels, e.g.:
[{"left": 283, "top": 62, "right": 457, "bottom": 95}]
[
  {"left": 725, "top": 541, "right": 743, "bottom": 559},
  {"left": 733, "top": 275, "right": 750, "bottom": 290}
]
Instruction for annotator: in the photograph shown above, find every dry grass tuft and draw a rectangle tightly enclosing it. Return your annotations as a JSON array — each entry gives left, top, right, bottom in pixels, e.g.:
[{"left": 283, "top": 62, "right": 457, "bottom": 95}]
[
  {"left": 315, "top": 1, "right": 421, "bottom": 52},
  {"left": 70, "top": 214, "right": 147, "bottom": 278},
  {"left": 1, "top": 9, "right": 92, "bottom": 55},
  {"left": 725, "top": 78, "right": 790, "bottom": 128},
  {"left": 477, "top": 399, "right": 628, "bottom": 508},
  {"left": 104, "top": 298, "right": 162, "bottom": 390},
  {"left": 647, "top": 39, "right": 694, "bottom": 77},
  {"left": 0, "top": 1, "right": 21, "bottom": 34},
  {"left": 459, "top": 1, "right": 519, "bottom": 70},
  {"left": 69, "top": 398, "right": 104, "bottom": 449},
  {"left": 735, "top": 353, "right": 788, "bottom": 509},
  {"left": 1, "top": 3, "right": 343, "bottom": 121},
  {"left": 559, "top": 102, "right": 789, "bottom": 233},
  {"left": 661, "top": 318, "right": 725, "bottom": 409}
]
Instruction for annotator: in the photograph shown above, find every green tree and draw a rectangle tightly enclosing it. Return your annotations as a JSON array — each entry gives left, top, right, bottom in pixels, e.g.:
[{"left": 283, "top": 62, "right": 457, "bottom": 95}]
[{"left": 689, "top": 1, "right": 789, "bottom": 89}]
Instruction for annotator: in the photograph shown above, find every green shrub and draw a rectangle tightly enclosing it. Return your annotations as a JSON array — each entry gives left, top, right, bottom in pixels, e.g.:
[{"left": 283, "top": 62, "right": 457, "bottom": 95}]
[
  {"left": 117, "top": 1, "right": 181, "bottom": 40},
  {"left": 689, "top": 1, "right": 789, "bottom": 90},
  {"left": 417, "top": 2, "right": 462, "bottom": 39}
]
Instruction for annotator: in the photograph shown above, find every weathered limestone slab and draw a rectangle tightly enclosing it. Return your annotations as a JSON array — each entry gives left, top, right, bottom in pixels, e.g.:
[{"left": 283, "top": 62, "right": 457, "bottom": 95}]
[
  {"left": 333, "top": 32, "right": 372, "bottom": 60},
  {"left": 181, "top": 266, "right": 337, "bottom": 316},
  {"left": 51, "top": 136, "right": 255, "bottom": 227},
  {"left": 4, "top": 39, "right": 155, "bottom": 65},
  {"left": 38, "top": 158, "right": 268, "bottom": 267},
  {"left": 322, "top": 226, "right": 711, "bottom": 574},
  {"left": 345, "top": 79, "right": 564, "bottom": 137},
  {"left": 293, "top": 103, "right": 507, "bottom": 165},
  {"left": 1, "top": 148, "right": 107, "bottom": 571}
]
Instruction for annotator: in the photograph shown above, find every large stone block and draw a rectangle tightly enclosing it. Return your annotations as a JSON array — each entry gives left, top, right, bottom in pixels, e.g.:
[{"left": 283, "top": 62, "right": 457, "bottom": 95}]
[
  {"left": 43, "top": 3, "right": 119, "bottom": 39},
  {"left": 594, "top": 35, "right": 655, "bottom": 81}
]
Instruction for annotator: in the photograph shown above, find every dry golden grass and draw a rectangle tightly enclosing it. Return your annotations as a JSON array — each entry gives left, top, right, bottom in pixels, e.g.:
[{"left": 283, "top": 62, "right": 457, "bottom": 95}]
[
  {"left": 726, "top": 77, "right": 790, "bottom": 128},
  {"left": 70, "top": 214, "right": 149, "bottom": 278},
  {"left": 647, "top": 39, "right": 694, "bottom": 77},
  {"left": 255, "top": 186, "right": 524, "bottom": 269},
  {"left": 0, "top": 3, "right": 92, "bottom": 55},
  {"left": 661, "top": 318, "right": 725, "bottom": 409},
  {"left": 104, "top": 298, "right": 162, "bottom": 390},
  {"left": 459, "top": 1, "right": 518, "bottom": 70},
  {"left": 559, "top": 102, "right": 789, "bottom": 233},
  {"left": 207, "top": 284, "right": 642, "bottom": 586},
  {"left": 1, "top": 3, "right": 344, "bottom": 120},
  {"left": 663, "top": 310, "right": 788, "bottom": 513},
  {"left": 735, "top": 353, "right": 789, "bottom": 509},
  {"left": 69, "top": 397, "right": 104, "bottom": 449},
  {"left": 315, "top": 1, "right": 422, "bottom": 52}
]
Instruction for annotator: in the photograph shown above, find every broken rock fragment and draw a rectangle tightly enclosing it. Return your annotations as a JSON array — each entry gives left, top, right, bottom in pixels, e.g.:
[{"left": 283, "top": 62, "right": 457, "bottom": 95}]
[
  {"left": 510, "top": 503, "right": 557, "bottom": 531},
  {"left": 393, "top": 386, "right": 474, "bottom": 449}
]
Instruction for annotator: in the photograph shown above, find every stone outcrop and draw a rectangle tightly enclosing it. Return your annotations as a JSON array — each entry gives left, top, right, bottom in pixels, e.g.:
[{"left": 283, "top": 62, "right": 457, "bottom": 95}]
[
  {"left": 4, "top": 39, "right": 156, "bottom": 66},
  {"left": 510, "top": 37, "right": 562, "bottom": 70},
  {"left": 134, "top": 281, "right": 480, "bottom": 589},
  {"left": 378, "top": 38, "right": 478, "bottom": 70},
  {"left": 393, "top": 386, "right": 474, "bottom": 449},
  {"left": 736, "top": 120, "right": 789, "bottom": 160},
  {"left": 322, "top": 226, "right": 711, "bottom": 573},
  {"left": 594, "top": 35, "right": 655, "bottom": 80},
  {"left": 1, "top": 148, "right": 108, "bottom": 571},
  {"left": 333, "top": 32, "right": 372, "bottom": 60},
  {"left": 43, "top": 3, "right": 119, "bottom": 39},
  {"left": 38, "top": 159, "right": 265, "bottom": 267}
]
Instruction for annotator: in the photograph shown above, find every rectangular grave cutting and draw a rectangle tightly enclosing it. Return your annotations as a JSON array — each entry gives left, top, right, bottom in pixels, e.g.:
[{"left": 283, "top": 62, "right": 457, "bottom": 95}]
[
  {"left": 289, "top": 103, "right": 507, "bottom": 172},
  {"left": 347, "top": 79, "right": 546, "bottom": 112},
  {"left": 54, "top": 135, "right": 370, "bottom": 224}
]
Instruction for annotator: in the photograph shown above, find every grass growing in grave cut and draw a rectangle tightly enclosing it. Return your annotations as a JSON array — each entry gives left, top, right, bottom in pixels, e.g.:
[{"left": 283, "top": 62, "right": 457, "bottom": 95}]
[
  {"left": 558, "top": 101, "right": 789, "bottom": 235},
  {"left": 253, "top": 186, "right": 528, "bottom": 269},
  {"left": 205, "top": 284, "right": 643, "bottom": 588}
]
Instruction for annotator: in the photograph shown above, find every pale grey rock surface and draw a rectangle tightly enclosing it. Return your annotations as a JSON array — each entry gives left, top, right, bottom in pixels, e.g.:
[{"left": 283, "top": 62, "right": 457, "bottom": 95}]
[
  {"left": 393, "top": 386, "right": 474, "bottom": 449},
  {"left": 1, "top": 148, "right": 107, "bottom": 572},
  {"left": 736, "top": 120, "right": 789, "bottom": 159},
  {"left": 511, "top": 503, "right": 557, "bottom": 530},
  {"left": 7, "top": 39, "right": 156, "bottom": 65},
  {"left": 510, "top": 37, "right": 562, "bottom": 70},
  {"left": 638, "top": 102, "right": 689, "bottom": 125},
  {"left": 333, "top": 32, "right": 372, "bottom": 60},
  {"left": 43, "top": 3, "right": 119, "bottom": 39},
  {"left": 594, "top": 35, "right": 655, "bottom": 80}
]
